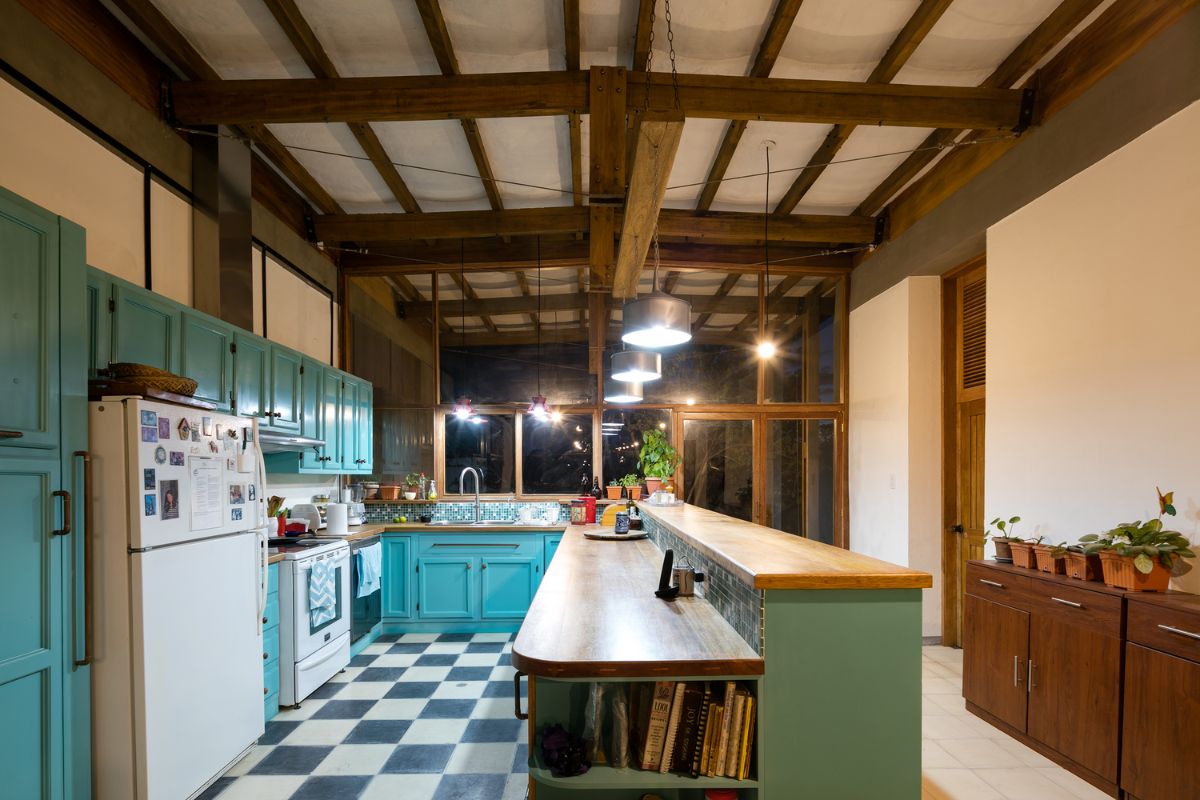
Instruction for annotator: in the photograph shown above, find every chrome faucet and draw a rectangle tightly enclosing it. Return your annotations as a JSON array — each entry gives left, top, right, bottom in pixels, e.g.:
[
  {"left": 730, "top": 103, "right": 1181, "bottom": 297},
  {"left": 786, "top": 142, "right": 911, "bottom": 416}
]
[{"left": 459, "top": 467, "right": 482, "bottom": 524}]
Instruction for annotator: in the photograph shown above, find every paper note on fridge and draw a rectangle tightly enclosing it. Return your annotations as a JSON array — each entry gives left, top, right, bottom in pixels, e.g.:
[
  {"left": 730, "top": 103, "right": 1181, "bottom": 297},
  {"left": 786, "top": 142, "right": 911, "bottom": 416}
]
[{"left": 190, "top": 456, "right": 223, "bottom": 530}]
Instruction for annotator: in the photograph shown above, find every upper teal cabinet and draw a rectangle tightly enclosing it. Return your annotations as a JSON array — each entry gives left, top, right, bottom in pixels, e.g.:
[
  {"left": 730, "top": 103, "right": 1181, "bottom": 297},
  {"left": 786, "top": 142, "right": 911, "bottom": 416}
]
[
  {"left": 232, "top": 332, "right": 268, "bottom": 419},
  {"left": 298, "top": 358, "right": 325, "bottom": 471},
  {"left": 341, "top": 375, "right": 373, "bottom": 473},
  {"left": 320, "top": 367, "right": 343, "bottom": 471},
  {"left": 268, "top": 346, "right": 302, "bottom": 432},
  {"left": 111, "top": 282, "right": 180, "bottom": 373},
  {"left": 180, "top": 311, "right": 234, "bottom": 411},
  {"left": 85, "top": 270, "right": 111, "bottom": 379}
]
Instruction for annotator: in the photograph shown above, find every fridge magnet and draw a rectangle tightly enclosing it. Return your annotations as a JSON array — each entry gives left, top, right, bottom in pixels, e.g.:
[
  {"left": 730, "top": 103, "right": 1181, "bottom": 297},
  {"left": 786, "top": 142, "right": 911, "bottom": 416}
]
[
  {"left": 201, "top": 416, "right": 213, "bottom": 435},
  {"left": 140, "top": 410, "right": 157, "bottom": 427},
  {"left": 169, "top": 451, "right": 185, "bottom": 466},
  {"left": 177, "top": 417, "right": 191, "bottom": 440},
  {"left": 226, "top": 428, "right": 238, "bottom": 441},
  {"left": 160, "top": 480, "right": 180, "bottom": 520},
  {"left": 226, "top": 458, "right": 236, "bottom": 471},
  {"left": 158, "top": 417, "right": 171, "bottom": 440},
  {"left": 229, "top": 484, "right": 245, "bottom": 504},
  {"left": 140, "top": 426, "right": 158, "bottom": 443},
  {"left": 190, "top": 426, "right": 200, "bottom": 442},
  {"left": 231, "top": 508, "right": 243, "bottom": 522},
  {"left": 154, "top": 446, "right": 167, "bottom": 464},
  {"left": 214, "top": 424, "right": 223, "bottom": 440},
  {"left": 248, "top": 485, "right": 256, "bottom": 501},
  {"left": 208, "top": 441, "right": 219, "bottom": 453},
  {"left": 143, "top": 468, "right": 155, "bottom": 490},
  {"left": 144, "top": 494, "right": 156, "bottom": 516}
]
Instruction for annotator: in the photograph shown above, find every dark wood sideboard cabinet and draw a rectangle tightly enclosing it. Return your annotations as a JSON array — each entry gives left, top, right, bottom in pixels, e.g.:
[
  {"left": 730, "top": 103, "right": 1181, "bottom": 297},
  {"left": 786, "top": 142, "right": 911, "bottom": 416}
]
[
  {"left": 1120, "top": 594, "right": 1200, "bottom": 800},
  {"left": 963, "top": 561, "right": 1124, "bottom": 795}
]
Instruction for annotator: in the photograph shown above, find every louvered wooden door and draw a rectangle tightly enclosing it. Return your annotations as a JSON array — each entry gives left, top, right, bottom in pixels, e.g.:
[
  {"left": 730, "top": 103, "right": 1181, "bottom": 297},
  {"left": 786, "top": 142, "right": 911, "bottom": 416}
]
[{"left": 945, "top": 262, "right": 986, "bottom": 646}]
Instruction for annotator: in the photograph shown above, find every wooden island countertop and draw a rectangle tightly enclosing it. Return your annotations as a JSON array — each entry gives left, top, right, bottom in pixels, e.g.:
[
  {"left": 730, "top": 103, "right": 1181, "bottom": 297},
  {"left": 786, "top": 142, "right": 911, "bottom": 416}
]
[
  {"left": 512, "top": 527, "right": 764, "bottom": 679},
  {"left": 638, "top": 503, "right": 932, "bottom": 591}
]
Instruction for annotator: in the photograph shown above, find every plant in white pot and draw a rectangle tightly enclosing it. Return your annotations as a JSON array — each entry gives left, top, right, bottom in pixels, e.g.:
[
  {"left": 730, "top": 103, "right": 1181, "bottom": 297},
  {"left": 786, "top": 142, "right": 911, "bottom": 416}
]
[{"left": 402, "top": 472, "right": 421, "bottom": 501}]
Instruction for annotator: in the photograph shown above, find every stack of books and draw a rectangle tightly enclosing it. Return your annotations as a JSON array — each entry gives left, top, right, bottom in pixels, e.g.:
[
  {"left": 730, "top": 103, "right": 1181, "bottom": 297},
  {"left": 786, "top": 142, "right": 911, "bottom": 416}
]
[{"left": 630, "top": 681, "right": 756, "bottom": 779}]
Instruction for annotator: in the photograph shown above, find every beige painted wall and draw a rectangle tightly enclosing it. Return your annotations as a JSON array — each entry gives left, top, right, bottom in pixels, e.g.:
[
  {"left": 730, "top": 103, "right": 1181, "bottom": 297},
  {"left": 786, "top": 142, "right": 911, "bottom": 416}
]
[
  {"left": 849, "top": 276, "right": 943, "bottom": 636},
  {"left": 987, "top": 100, "right": 1200, "bottom": 592}
]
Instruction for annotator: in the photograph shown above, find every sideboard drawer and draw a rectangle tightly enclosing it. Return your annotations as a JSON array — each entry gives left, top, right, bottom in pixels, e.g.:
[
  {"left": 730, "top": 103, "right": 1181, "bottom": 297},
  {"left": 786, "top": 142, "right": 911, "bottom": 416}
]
[
  {"left": 966, "top": 562, "right": 1031, "bottom": 608},
  {"left": 1029, "top": 578, "right": 1122, "bottom": 638},
  {"left": 1127, "top": 596, "right": 1200, "bottom": 662}
]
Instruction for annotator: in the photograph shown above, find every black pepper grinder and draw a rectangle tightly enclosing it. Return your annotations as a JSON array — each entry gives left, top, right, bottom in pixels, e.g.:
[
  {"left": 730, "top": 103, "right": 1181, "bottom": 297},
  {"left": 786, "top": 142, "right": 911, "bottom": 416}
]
[{"left": 591, "top": 476, "right": 602, "bottom": 499}]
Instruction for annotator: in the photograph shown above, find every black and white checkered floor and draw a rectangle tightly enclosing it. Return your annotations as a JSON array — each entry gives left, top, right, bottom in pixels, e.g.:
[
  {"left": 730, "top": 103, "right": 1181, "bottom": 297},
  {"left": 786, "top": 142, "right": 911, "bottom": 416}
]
[{"left": 200, "top": 633, "right": 529, "bottom": 800}]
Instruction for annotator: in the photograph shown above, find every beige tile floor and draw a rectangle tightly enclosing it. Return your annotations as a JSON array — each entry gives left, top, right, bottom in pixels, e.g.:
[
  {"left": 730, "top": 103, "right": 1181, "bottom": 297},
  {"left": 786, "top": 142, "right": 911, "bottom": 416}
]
[{"left": 920, "top": 646, "right": 1110, "bottom": 800}]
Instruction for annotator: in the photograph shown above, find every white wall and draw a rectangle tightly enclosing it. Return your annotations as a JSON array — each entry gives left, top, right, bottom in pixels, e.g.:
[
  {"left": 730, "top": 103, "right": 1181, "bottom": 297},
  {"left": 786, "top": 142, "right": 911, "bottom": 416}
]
[
  {"left": 987, "top": 100, "right": 1200, "bottom": 592},
  {"left": 849, "top": 276, "right": 943, "bottom": 636}
]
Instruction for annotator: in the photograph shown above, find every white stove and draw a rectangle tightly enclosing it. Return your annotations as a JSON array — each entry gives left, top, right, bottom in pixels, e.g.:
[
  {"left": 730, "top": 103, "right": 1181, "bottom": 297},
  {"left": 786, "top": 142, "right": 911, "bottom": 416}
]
[{"left": 270, "top": 537, "right": 352, "bottom": 705}]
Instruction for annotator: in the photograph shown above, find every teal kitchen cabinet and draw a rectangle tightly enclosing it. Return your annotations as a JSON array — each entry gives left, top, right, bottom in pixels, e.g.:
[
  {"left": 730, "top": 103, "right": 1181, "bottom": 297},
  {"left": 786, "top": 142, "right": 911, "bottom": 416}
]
[
  {"left": 320, "top": 367, "right": 343, "bottom": 471},
  {"left": 381, "top": 536, "right": 412, "bottom": 619},
  {"left": 340, "top": 374, "right": 373, "bottom": 474},
  {"left": 111, "top": 281, "right": 181, "bottom": 373},
  {"left": 85, "top": 270, "right": 111, "bottom": 378},
  {"left": 263, "top": 563, "right": 280, "bottom": 722},
  {"left": 481, "top": 557, "right": 538, "bottom": 619},
  {"left": 417, "top": 557, "right": 476, "bottom": 620},
  {"left": 298, "top": 358, "right": 326, "bottom": 470},
  {"left": 232, "top": 331, "right": 269, "bottom": 420},
  {"left": 179, "top": 311, "right": 234, "bottom": 411},
  {"left": 268, "top": 345, "right": 302, "bottom": 433},
  {"left": 543, "top": 533, "right": 562, "bottom": 572},
  {"left": 0, "top": 187, "right": 89, "bottom": 799}
]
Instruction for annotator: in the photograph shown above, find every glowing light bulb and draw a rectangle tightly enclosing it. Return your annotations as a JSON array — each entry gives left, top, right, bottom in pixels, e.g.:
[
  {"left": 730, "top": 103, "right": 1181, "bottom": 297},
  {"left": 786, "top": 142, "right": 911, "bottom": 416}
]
[{"left": 756, "top": 340, "right": 777, "bottom": 359}]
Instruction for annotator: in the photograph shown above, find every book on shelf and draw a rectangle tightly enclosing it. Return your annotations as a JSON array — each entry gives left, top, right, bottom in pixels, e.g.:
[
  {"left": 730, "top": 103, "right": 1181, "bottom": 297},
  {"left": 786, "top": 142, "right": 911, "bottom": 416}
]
[
  {"left": 687, "top": 684, "right": 713, "bottom": 777},
  {"left": 658, "top": 682, "right": 688, "bottom": 773},
  {"left": 668, "top": 683, "right": 706, "bottom": 777},
  {"left": 712, "top": 681, "right": 736, "bottom": 777},
  {"left": 738, "top": 694, "right": 757, "bottom": 780},
  {"left": 701, "top": 702, "right": 723, "bottom": 777},
  {"left": 635, "top": 681, "right": 675, "bottom": 771}
]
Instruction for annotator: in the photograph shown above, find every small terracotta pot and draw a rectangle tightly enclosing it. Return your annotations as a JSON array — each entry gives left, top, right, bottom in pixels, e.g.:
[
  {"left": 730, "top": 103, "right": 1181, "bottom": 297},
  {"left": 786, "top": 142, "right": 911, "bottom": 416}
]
[
  {"left": 1064, "top": 552, "right": 1102, "bottom": 582},
  {"left": 1032, "top": 544, "right": 1067, "bottom": 575},
  {"left": 380, "top": 485, "right": 400, "bottom": 501},
  {"left": 993, "top": 539, "right": 1014, "bottom": 562},
  {"left": 1098, "top": 551, "right": 1172, "bottom": 591},
  {"left": 644, "top": 477, "right": 663, "bottom": 496},
  {"left": 606, "top": 485, "right": 622, "bottom": 500},
  {"left": 1009, "top": 542, "right": 1036, "bottom": 569},
  {"left": 628, "top": 486, "right": 642, "bottom": 501}
]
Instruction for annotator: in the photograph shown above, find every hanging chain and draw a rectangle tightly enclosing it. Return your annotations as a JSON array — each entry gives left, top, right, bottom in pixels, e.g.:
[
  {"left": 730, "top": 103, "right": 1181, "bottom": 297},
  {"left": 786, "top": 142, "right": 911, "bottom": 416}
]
[
  {"left": 642, "top": 2, "right": 655, "bottom": 112},
  {"left": 664, "top": 0, "right": 680, "bottom": 110},
  {"left": 641, "top": 0, "right": 679, "bottom": 295}
]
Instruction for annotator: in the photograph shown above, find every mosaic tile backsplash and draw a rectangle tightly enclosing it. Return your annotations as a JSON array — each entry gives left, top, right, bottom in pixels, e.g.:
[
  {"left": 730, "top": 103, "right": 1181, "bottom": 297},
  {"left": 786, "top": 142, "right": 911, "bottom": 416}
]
[
  {"left": 364, "top": 500, "right": 569, "bottom": 524},
  {"left": 643, "top": 515, "right": 764, "bottom": 655}
]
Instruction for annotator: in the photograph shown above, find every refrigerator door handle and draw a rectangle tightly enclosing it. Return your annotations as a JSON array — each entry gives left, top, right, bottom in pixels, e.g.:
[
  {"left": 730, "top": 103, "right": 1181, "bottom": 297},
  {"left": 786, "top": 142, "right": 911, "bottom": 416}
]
[{"left": 73, "top": 450, "right": 94, "bottom": 667}]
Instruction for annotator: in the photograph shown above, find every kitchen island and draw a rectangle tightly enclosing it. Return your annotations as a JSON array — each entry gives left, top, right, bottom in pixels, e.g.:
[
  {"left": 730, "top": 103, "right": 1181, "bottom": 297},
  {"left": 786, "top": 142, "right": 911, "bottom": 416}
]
[{"left": 513, "top": 503, "right": 931, "bottom": 800}]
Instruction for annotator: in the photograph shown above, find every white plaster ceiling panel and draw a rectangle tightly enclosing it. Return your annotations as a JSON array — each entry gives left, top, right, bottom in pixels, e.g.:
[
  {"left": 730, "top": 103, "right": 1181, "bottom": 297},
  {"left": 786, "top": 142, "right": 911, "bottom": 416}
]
[
  {"left": 891, "top": 0, "right": 1063, "bottom": 87},
  {"left": 644, "top": 0, "right": 775, "bottom": 76},
  {"left": 475, "top": 117, "right": 573, "bottom": 208},
  {"left": 709, "top": 120, "right": 829, "bottom": 212},
  {"left": 294, "top": 0, "right": 440, "bottom": 77},
  {"left": 662, "top": 118, "right": 728, "bottom": 208},
  {"left": 580, "top": 0, "right": 635, "bottom": 69},
  {"left": 792, "top": 125, "right": 935, "bottom": 215},
  {"left": 372, "top": 120, "right": 489, "bottom": 212},
  {"left": 148, "top": 0, "right": 308, "bottom": 78},
  {"left": 406, "top": 274, "right": 435, "bottom": 298},
  {"left": 771, "top": 0, "right": 922, "bottom": 82},
  {"left": 702, "top": 313, "right": 747, "bottom": 330},
  {"left": 578, "top": 114, "right": 592, "bottom": 195},
  {"left": 266, "top": 123, "right": 400, "bottom": 213},
  {"left": 674, "top": 272, "right": 745, "bottom": 295},
  {"left": 441, "top": 0, "right": 564, "bottom": 73},
  {"left": 491, "top": 314, "right": 528, "bottom": 327}
]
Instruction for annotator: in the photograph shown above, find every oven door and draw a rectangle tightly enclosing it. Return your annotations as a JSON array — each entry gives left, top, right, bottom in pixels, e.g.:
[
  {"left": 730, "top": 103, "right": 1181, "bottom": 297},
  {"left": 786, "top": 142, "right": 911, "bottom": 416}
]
[{"left": 292, "top": 548, "right": 351, "bottom": 662}]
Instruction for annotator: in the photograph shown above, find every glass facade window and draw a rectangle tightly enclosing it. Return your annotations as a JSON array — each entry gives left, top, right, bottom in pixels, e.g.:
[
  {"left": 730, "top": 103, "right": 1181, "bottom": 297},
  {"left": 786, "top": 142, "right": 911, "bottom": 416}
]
[
  {"left": 521, "top": 413, "right": 594, "bottom": 495},
  {"left": 683, "top": 418, "right": 755, "bottom": 522},
  {"left": 601, "top": 408, "right": 672, "bottom": 486},
  {"left": 444, "top": 413, "right": 515, "bottom": 494},
  {"left": 766, "top": 418, "right": 835, "bottom": 543},
  {"left": 765, "top": 280, "right": 841, "bottom": 403}
]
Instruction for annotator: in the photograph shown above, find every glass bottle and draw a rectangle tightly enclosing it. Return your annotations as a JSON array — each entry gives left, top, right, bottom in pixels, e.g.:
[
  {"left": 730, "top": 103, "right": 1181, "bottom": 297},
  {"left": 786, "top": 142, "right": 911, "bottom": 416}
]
[
  {"left": 427, "top": 480, "right": 438, "bottom": 501},
  {"left": 591, "top": 476, "right": 602, "bottom": 499}
]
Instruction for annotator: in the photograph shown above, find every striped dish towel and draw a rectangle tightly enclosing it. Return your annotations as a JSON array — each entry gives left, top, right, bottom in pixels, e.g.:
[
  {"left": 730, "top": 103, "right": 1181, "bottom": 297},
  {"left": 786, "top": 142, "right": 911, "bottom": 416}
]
[{"left": 308, "top": 558, "right": 337, "bottom": 628}]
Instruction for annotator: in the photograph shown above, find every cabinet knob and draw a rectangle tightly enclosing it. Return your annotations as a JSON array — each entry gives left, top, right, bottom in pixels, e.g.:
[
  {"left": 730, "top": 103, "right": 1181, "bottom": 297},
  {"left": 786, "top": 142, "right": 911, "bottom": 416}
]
[
  {"left": 263, "top": 687, "right": 268, "bottom": 696},
  {"left": 263, "top": 652, "right": 269, "bottom": 660},
  {"left": 466, "top": 563, "right": 471, "bottom": 570},
  {"left": 262, "top": 617, "right": 269, "bottom": 624},
  {"left": 481, "top": 562, "right": 488, "bottom": 570}
]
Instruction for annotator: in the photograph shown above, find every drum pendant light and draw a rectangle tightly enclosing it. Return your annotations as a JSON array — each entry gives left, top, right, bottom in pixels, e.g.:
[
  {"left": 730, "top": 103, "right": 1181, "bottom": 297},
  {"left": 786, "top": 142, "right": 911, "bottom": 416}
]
[
  {"left": 611, "top": 349, "right": 662, "bottom": 382},
  {"left": 604, "top": 382, "right": 644, "bottom": 404},
  {"left": 450, "top": 239, "right": 479, "bottom": 420},
  {"left": 620, "top": 237, "right": 692, "bottom": 349}
]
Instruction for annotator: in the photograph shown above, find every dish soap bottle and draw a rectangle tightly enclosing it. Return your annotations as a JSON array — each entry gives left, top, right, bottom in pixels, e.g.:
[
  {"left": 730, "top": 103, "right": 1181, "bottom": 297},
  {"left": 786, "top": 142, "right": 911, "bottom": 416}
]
[{"left": 426, "top": 480, "right": 437, "bottom": 501}]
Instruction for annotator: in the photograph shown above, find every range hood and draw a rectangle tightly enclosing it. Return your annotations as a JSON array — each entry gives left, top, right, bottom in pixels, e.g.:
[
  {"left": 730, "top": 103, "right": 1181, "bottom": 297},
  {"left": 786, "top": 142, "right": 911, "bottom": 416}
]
[{"left": 257, "top": 430, "right": 325, "bottom": 453}]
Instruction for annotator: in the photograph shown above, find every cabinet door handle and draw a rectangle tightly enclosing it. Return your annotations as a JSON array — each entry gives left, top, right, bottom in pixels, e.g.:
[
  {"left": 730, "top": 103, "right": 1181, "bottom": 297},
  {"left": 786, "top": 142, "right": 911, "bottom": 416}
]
[
  {"left": 1051, "top": 597, "right": 1083, "bottom": 609},
  {"left": 513, "top": 670, "right": 528, "bottom": 720},
  {"left": 466, "top": 562, "right": 471, "bottom": 570},
  {"left": 481, "top": 562, "right": 488, "bottom": 570},
  {"left": 51, "top": 490, "right": 72, "bottom": 537},
  {"left": 73, "top": 451, "right": 94, "bottom": 667},
  {"left": 1028, "top": 660, "right": 1036, "bottom": 692},
  {"left": 0, "top": 429, "right": 24, "bottom": 439},
  {"left": 1013, "top": 655, "right": 1021, "bottom": 687},
  {"left": 979, "top": 579, "right": 1004, "bottom": 589},
  {"left": 1159, "top": 624, "right": 1200, "bottom": 641}
]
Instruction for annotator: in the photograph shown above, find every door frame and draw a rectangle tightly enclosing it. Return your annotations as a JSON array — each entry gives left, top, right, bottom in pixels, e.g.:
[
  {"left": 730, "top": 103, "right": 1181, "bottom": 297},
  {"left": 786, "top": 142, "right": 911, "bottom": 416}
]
[{"left": 942, "top": 254, "right": 986, "bottom": 647}]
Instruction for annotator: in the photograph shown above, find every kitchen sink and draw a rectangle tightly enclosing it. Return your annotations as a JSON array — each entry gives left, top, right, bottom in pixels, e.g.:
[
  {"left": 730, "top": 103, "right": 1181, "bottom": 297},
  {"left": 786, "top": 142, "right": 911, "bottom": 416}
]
[{"left": 424, "top": 519, "right": 516, "bottom": 526}]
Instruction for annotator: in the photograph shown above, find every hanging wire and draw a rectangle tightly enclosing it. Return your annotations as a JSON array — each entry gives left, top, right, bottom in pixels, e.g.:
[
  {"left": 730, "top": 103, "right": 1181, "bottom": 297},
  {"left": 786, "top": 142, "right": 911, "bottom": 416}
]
[
  {"left": 764, "top": 143, "right": 770, "bottom": 331},
  {"left": 536, "top": 235, "right": 543, "bottom": 397},
  {"left": 459, "top": 238, "right": 466, "bottom": 351}
]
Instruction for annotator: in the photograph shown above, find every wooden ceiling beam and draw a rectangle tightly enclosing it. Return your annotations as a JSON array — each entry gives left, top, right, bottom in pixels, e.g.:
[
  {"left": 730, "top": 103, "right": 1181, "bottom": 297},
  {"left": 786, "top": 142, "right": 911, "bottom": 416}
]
[
  {"left": 404, "top": 291, "right": 802, "bottom": 318},
  {"left": 856, "top": 0, "right": 1107, "bottom": 217},
  {"left": 447, "top": 271, "right": 499, "bottom": 334},
  {"left": 692, "top": 273, "right": 743, "bottom": 329},
  {"left": 564, "top": 0, "right": 584, "bottom": 209},
  {"left": 261, "top": 0, "right": 421, "bottom": 214},
  {"left": 656, "top": 208, "right": 875, "bottom": 245},
  {"left": 169, "top": 70, "right": 1024, "bottom": 130},
  {"left": 632, "top": 0, "right": 655, "bottom": 71},
  {"left": 773, "top": 0, "right": 952, "bottom": 215},
  {"left": 696, "top": 0, "right": 805, "bottom": 211},
  {"left": 732, "top": 274, "right": 803, "bottom": 331}
]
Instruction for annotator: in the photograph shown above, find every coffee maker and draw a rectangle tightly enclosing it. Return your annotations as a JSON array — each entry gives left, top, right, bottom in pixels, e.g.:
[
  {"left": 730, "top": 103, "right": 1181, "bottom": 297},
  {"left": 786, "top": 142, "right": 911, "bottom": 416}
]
[{"left": 345, "top": 483, "right": 367, "bottom": 526}]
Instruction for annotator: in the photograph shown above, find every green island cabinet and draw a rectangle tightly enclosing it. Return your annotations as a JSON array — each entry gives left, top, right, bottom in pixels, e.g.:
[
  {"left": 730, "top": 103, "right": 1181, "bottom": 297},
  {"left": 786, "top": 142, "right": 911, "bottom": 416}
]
[
  {"left": 1, "top": 186, "right": 90, "bottom": 799},
  {"left": 381, "top": 531, "right": 562, "bottom": 633},
  {"left": 85, "top": 268, "right": 374, "bottom": 474},
  {"left": 263, "top": 564, "right": 281, "bottom": 722}
]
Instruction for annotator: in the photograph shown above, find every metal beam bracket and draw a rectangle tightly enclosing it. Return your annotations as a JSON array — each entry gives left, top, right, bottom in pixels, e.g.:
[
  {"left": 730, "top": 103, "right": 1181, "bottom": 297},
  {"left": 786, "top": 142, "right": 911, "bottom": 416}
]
[
  {"left": 159, "top": 80, "right": 175, "bottom": 126},
  {"left": 304, "top": 214, "right": 317, "bottom": 243},
  {"left": 1013, "top": 87, "right": 1037, "bottom": 133},
  {"left": 873, "top": 214, "right": 888, "bottom": 247}
]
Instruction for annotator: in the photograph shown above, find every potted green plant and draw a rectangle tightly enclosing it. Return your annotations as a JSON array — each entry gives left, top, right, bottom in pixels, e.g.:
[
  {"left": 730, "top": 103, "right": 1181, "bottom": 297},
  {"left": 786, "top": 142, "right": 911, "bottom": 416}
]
[
  {"left": 1079, "top": 488, "right": 1195, "bottom": 591},
  {"left": 1053, "top": 543, "right": 1102, "bottom": 582},
  {"left": 1010, "top": 535, "right": 1041, "bottom": 569},
  {"left": 638, "top": 430, "right": 679, "bottom": 496},
  {"left": 1032, "top": 541, "right": 1068, "bottom": 575},
  {"left": 620, "top": 473, "right": 643, "bottom": 501},
  {"left": 402, "top": 472, "right": 421, "bottom": 501},
  {"left": 606, "top": 479, "right": 622, "bottom": 501},
  {"left": 986, "top": 516, "right": 1022, "bottom": 562}
]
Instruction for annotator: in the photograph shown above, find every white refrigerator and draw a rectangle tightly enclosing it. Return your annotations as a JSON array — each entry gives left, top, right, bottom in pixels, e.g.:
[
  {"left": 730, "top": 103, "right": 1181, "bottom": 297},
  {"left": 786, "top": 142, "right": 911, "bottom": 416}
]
[{"left": 88, "top": 397, "right": 269, "bottom": 800}]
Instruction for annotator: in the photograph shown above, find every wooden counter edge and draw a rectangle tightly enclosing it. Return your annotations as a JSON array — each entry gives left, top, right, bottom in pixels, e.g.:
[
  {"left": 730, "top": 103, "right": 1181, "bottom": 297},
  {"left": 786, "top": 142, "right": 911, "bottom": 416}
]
[
  {"left": 755, "top": 572, "right": 933, "bottom": 590},
  {"left": 510, "top": 648, "right": 765, "bottom": 680}
]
